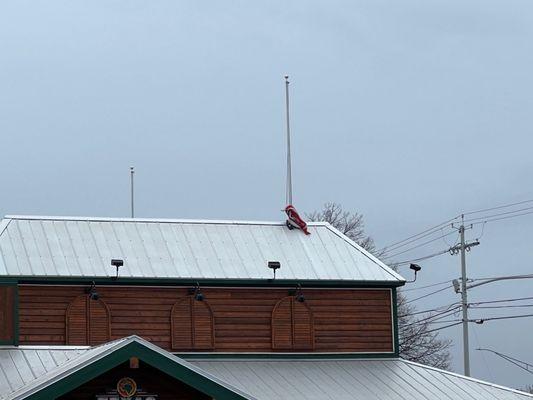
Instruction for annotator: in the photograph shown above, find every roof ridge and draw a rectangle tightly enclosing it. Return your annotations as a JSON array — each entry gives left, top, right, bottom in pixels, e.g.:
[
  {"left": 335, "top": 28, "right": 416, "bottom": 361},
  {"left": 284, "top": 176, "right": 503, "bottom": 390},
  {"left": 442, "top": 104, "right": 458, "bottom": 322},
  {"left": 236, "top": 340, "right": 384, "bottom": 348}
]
[{"left": 3, "top": 215, "right": 329, "bottom": 227}]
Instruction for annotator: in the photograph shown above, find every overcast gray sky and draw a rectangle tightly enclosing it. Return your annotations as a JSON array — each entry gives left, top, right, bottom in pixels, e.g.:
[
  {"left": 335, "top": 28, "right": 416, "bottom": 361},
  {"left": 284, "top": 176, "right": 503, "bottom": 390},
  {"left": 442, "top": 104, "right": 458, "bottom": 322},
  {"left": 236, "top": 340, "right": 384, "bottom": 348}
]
[{"left": 1, "top": 0, "right": 533, "bottom": 390}]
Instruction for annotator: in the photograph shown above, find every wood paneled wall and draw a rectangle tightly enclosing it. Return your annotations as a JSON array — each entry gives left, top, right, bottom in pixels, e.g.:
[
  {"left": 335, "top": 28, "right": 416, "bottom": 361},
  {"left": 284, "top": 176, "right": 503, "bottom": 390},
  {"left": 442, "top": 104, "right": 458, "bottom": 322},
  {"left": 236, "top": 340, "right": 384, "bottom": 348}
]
[
  {"left": 0, "top": 286, "right": 16, "bottom": 343},
  {"left": 18, "top": 285, "right": 393, "bottom": 353}
]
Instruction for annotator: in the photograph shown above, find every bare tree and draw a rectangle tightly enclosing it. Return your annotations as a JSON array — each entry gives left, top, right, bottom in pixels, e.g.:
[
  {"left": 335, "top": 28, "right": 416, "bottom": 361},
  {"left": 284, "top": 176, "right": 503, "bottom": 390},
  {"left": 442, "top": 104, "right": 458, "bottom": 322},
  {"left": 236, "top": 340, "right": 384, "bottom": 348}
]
[{"left": 308, "top": 202, "right": 452, "bottom": 370}]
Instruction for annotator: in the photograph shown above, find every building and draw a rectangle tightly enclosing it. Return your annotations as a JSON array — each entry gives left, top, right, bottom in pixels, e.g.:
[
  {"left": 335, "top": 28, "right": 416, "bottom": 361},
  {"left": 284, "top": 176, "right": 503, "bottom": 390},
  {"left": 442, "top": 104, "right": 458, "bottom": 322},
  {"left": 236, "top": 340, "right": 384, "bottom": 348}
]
[{"left": 0, "top": 215, "right": 531, "bottom": 399}]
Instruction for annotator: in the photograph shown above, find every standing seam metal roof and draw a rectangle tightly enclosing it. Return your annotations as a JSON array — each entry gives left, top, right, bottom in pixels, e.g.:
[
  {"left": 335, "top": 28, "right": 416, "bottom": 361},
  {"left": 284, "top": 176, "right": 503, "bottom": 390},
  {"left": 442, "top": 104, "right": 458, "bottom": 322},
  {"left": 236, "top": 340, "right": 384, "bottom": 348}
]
[
  {"left": 192, "top": 358, "right": 533, "bottom": 400},
  {"left": 1, "top": 341, "right": 532, "bottom": 400},
  {"left": 0, "top": 215, "right": 404, "bottom": 282}
]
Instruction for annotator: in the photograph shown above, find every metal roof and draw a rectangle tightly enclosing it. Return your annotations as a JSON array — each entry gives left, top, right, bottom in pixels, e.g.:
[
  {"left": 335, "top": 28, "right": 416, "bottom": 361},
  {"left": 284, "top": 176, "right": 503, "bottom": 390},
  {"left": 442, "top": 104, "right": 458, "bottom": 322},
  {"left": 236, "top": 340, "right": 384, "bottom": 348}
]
[
  {"left": 1, "top": 336, "right": 254, "bottom": 400},
  {"left": 192, "top": 358, "right": 533, "bottom": 400},
  {"left": 0, "top": 215, "right": 403, "bottom": 283},
  {"left": 2, "top": 339, "right": 532, "bottom": 400}
]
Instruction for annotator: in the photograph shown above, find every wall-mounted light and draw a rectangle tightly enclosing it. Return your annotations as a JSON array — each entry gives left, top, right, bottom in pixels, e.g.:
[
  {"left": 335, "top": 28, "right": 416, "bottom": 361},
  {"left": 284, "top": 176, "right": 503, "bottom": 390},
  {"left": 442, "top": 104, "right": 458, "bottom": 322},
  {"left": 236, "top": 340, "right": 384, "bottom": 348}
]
[
  {"left": 86, "top": 281, "right": 99, "bottom": 301},
  {"left": 290, "top": 284, "right": 305, "bottom": 302},
  {"left": 406, "top": 263, "right": 422, "bottom": 283},
  {"left": 188, "top": 282, "right": 205, "bottom": 301}
]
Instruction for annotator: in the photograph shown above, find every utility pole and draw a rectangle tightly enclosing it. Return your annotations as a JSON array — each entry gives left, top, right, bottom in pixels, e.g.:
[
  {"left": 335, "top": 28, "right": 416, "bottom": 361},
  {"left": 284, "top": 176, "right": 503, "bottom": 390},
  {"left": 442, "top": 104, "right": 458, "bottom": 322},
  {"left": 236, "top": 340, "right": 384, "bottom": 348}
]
[
  {"left": 459, "top": 221, "right": 470, "bottom": 377},
  {"left": 449, "top": 216, "right": 480, "bottom": 377}
]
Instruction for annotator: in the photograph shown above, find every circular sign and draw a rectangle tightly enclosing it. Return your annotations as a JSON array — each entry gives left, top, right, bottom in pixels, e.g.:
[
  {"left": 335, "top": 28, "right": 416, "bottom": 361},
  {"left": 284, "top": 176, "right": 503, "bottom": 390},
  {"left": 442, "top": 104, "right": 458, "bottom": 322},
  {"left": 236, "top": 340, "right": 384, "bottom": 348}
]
[{"left": 117, "top": 377, "right": 137, "bottom": 398}]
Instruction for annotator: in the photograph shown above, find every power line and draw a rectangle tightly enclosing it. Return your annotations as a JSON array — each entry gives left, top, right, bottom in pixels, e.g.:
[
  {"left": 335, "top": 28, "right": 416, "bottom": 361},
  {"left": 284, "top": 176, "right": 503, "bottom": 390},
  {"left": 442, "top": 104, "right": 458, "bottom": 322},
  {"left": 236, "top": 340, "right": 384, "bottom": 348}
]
[
  {"left": 462, "top": 205, "right": 533, "bottom": 225},
  {"left": 401, "top": 279, "right": 452, "bottom": 292},
  {"left": 403, "top": 305, "right": 462, "bottom": 327},
  {"left": 393, "top": 249, "right": 451, "bottom": 267},
  {"left": 378, "top": 215, "right": 460, "bottom": 253},
  {"left": 405, "top": 285, "right": 452, "bottom": 304},
  {"left": 477, "top": 348, "right": 533, "bottom": 375},
  {"left": 470, "top": 304, "right": 533, "bottom": 310},
  {"left": 382, "top": 231, "right": 457, "bottom": 260},
  {"left": 473, "top": 313, "right": 533, "bottom": 323},
  {"left": 401, "top": 321, "right": 462, "bottom": 341},
  {"left": 398, "top": 302, "right": 459, "bottom": 317},
  {"left": 470, "top": 209, "right": 533, "bottom": 226},
  {"left": 469, "top": 296, "right": 533, "bottom": 306},
  {"left": 463, "top": 199, "right": 533, "bottom": 216}
]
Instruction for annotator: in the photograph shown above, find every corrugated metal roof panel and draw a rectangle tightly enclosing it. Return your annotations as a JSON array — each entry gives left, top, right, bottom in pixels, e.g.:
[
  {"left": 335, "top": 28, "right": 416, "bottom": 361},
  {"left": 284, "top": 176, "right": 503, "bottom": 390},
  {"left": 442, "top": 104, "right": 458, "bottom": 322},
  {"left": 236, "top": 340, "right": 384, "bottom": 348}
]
[
  {"left": 192, "top": 358, "right": 533, "bottom": 400},
  {"left": 0, "top": 216, "right": 403, "bottom": 282}
]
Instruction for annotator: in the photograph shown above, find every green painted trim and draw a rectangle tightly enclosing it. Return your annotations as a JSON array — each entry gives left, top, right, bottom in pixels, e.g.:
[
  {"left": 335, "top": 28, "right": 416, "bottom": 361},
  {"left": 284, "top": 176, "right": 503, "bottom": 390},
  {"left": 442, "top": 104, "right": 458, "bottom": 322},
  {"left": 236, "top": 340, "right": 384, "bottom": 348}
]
[
  {"left": 25, "top": 341, "right": 249, "bottom": 400},
  {"left": 0, "top": 283, "right": 17, "bottom": 345},
  {"left": 7, "top": 276, "right": 405, "bottom": 288},
  {"left": 392, "top": 287, "right": 400, "bottom": 357},
  {"left": 178, "top": 352, "right": 398, "bottom": 360}
]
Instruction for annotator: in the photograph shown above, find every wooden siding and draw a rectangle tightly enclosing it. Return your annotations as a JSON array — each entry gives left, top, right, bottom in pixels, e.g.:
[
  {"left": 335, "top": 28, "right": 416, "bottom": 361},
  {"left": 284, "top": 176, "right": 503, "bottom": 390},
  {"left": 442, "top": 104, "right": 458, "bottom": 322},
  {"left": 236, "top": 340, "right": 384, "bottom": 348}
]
[
  {"left": 58, "top": 360, "right": 210, "bottom": 400},
  {"left": 0, "top": 286, "right": 16, "bottom": 343},
  {"left": 18, "top": 285, "right": 393, "bottom": 352}
]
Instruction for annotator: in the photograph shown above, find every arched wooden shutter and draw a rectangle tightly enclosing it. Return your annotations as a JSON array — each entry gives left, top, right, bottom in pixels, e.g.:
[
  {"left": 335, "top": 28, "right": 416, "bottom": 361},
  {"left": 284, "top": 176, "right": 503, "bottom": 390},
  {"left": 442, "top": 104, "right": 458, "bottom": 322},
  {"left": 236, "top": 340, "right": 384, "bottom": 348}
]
[
  {"left": 272, "top": 296, "right": 314, "bottom": 350},
  {"left": 66, "top": 295, "right": 111, "bottom": 345},
  {"left": 171, "top": 297, "right": 215, "bottom": 350}
]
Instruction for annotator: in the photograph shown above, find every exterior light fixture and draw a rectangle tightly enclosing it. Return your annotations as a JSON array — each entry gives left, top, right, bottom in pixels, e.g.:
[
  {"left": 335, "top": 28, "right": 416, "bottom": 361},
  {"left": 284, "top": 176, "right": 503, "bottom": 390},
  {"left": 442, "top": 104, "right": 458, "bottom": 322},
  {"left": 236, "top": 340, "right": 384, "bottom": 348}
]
[
  {"left": 406, "top": 263, "right": 422, "bottom": 283},
  {"left": 189, "top": 282, "right": 205, "bottom": 301},
  {"left": 268, "top": 261, "right": 281, "bottom": 280},
  {"left": 111, "top": 259, "right": 124, "bottom": 280},
  {"left": 291, "top": 284, "right": 305, "bottom": 302},
  {"left": 87, "top": 281, "right": 99, "bottom": 301}
]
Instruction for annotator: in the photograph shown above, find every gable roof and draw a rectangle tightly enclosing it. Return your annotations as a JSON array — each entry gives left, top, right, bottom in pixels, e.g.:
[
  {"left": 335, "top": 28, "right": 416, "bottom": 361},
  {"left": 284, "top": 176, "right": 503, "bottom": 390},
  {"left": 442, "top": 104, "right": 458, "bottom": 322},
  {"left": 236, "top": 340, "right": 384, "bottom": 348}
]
[
  {"left": 0, "top": 336, "right": 253, "bottom": 400},
  {"left": 2, "top": 339, "right": 532, "bottom": 400},
  {"left": 0, "top": 215, "right": 403, "bottom": 284}
]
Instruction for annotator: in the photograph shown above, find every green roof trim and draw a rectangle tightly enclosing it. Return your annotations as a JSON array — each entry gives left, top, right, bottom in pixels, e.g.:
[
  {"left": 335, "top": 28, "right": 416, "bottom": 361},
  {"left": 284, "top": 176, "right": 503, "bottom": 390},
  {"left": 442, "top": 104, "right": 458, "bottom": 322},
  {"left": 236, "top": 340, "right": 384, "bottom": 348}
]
[
  {"left": 20, "top": 338, "right": 252, "bottom": 400},
  {"left": 5, "top": 276, "right": 405, "bottom": 288}
]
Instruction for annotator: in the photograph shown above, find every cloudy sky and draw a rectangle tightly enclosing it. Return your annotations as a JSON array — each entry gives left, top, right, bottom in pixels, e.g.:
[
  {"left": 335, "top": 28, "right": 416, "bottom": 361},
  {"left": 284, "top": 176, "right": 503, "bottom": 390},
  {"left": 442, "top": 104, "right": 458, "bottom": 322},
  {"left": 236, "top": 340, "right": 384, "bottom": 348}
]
[{"left": 1, "top": 0, "right": 533, "bottom": 389}]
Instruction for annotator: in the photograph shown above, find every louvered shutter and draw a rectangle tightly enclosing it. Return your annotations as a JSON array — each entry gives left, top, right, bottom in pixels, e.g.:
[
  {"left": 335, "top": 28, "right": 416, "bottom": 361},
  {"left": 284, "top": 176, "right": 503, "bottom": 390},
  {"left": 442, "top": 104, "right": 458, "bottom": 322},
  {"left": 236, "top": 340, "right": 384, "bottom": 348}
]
[
  {"left": 272, "top": 297, "right": 293, "bottom": 349},
  {"left": 292, "top": 300, "right": 314, "bottom": 350},
  {"left": 66, "top": 295, "right": 110, "bottom": 345},
  {"left": 171, "top": 296, "right": 215, "bottom": 350},
  {"left": 88, "top": 298, "right": 111, "bottom": 345},
  {"left": 272, "top": 296, "right": 314, "bottom": 350},
  {"left": 66, "top": 295, "right": 88, "bottom": 345}
]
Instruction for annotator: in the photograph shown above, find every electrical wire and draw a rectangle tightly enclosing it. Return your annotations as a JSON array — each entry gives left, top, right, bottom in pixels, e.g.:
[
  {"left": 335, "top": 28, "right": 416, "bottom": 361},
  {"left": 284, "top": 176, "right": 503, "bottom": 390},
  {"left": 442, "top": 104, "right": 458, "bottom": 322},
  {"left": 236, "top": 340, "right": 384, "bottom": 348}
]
[
  {"left": 477, "top": 348, "right": 533, "bottom": 375},
  {"left": 473, "top": 313, "right": 533, "bottom": 323},
  {"left": 405, "top": 285, "right": 453, "bottom": 304},
  {"left": 392, "top": 249, "right": 451, "bottom": 267},
  {"left": 401, "top": 279, "right": 452, "bottom": 292},
  {"left": 463, "top": 199, "right": 533, "bottom": 216},
  {"left": 401, "top": 321, "right": 462, "bottom": 341},
  {"left": 398, "top": 302, "right": 460, "bottom": 317},
  {"left": 378, "top": 216, "right": 460, "bottom": 254},
  {"left": 470, "top": 304, "right": 533, "bottom": 310},
  {"left": 470, "top": 209, "right": 533, "bottom": 226},
  {"left": 469, "top": 296, "right": 533, "bottom": 306},
  {"left": 382, "top": 231, "right": 458, "bottom": 260},
  {"left": 402, "top": 305, "right": 462, "bottom": 327},
  {"left": 462, "top": 206, "right": 533, "bottom": 225}
]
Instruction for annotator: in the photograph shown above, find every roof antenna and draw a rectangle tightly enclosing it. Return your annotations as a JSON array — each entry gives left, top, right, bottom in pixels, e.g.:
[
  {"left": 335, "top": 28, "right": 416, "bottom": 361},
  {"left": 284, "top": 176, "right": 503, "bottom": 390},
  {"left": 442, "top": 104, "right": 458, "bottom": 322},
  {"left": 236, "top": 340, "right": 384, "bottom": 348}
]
[
  {"left": 285, "top": 75, "right": 292, "bottom": 206},
  {"left": 283, "top": 75, "right": 310, "bottom": 235},
  {"left": 130, "top": 166, "right": 135, "bottom": 218}
]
